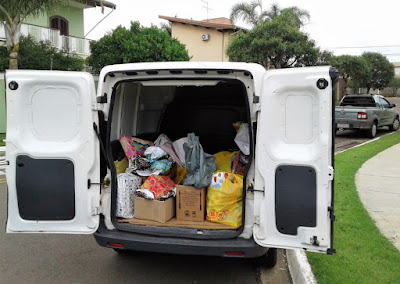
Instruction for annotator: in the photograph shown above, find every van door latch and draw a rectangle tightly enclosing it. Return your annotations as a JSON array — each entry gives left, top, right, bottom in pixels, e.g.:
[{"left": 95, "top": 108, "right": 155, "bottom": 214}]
[
  {"left": 310, "top": 236, "right": 320, "bottom": 246},
  {"left": 88, "top": 178, "right": 110, "bottom": 189}
]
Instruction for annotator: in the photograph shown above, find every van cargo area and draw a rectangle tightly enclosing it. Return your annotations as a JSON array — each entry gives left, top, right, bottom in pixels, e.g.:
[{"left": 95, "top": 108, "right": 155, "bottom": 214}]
[{"left": 106, "top": 75, "right": 253, "bottom": 239}]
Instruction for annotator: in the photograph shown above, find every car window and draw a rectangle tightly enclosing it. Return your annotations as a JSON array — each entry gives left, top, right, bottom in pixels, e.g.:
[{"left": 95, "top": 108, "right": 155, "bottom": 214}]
[
  {"left": 379, "top": 98, "right": 390, "bottom": 107},
  {"left": 340, "top": 96, "right": 376, "bottom": 107}
]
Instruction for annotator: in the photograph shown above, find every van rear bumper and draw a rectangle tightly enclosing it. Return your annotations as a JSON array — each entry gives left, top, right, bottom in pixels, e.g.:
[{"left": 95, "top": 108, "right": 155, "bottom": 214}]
[{"left": 94, "top": 221, "right": 268, "bottom": 258}]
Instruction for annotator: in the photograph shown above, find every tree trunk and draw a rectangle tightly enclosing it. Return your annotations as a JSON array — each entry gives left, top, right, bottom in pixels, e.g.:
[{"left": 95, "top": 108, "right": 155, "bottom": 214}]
[
  {"left": 9, "top": 51, "right": 18, "bottom": 69},
  {"left": 366, "top": 87, "right": 370, "bottom": 93},
  {"left": 4, "top": 18, "right": 22, "bottom": 70}
]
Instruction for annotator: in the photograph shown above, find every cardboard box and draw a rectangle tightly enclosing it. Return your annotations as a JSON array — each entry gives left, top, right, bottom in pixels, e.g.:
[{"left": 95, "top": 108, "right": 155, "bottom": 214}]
[
  {"left": 176, "top": 185, "right": 206, "bottom": 222},
  {"left": 134, "top": 196, "right": 175, "bottom": 223}
]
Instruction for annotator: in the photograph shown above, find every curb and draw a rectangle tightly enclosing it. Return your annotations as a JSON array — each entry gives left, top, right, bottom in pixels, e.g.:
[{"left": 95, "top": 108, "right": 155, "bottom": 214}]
[{"left": 287, "top": 250, "right": 316, "bottom": 284}]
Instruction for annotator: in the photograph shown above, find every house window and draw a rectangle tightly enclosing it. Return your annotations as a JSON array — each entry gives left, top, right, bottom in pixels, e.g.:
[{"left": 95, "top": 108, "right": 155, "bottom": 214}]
[{"left": 50, "top": 16, "right": 69, "bottom": 36}]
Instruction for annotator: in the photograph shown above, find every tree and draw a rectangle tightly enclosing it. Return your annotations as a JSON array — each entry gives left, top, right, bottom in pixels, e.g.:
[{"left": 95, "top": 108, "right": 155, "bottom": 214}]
[
  {"left": 328, "top": 55, "right": 371, "bottom": 95},
  {"left": 230, "top": 1, "right": 310, "bottom": 28},
  {"left": 0, "top": 0, "right": 70, "bottom": 69},
  {"left": 87, "top": 22, "right": 190, "bottom": 74},
  {"left": 361, "top": 52, "right": 394, "bottom": 92},
  {"left": 227, "top": 11, "right": 319, "bottom": 69},
  {"left": 0, "top": 35, "right": 84, "bottom": 71},
  {"left": 316, "top": 50, "right": 334, "bottom": 66},
  {"left": 388, "top": 77, "right": 400, "bottom": 96}
]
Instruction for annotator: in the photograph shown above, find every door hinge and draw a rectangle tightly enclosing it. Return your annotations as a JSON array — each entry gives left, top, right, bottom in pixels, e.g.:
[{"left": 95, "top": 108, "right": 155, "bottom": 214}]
[
  {"left": 328, "top": 166, "right": 334, "bottom": 181},
  {"left": 328, "top": 206, "right": 336, "bottom": 221},
  {"left": 92, "top": 103, "right": 104, "bottom": 111},
  {"left": 91, "top": 207, "right": 100, "bottom": 216},
  {"left": 88, "top": 178, "right": 110, "bottom": 189},
  {"left": 247, "top": 183, "right": 264, "bottom": 193},
  {"left": 310, "top": 236, "right": 320, "bottom": 246}
]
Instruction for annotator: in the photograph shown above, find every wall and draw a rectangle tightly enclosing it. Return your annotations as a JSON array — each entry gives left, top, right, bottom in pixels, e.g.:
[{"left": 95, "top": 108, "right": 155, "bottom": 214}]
[
  {"left": 24, "top": 5, "right": 85, "bottom": 38},
  {"left": 171, "top": 23, "right": 232, "bottom": 62}
]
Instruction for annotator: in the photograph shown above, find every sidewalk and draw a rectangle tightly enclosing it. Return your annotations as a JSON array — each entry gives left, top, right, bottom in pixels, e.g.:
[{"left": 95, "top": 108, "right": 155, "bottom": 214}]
[{"left": 355, "top": 143, "right": 400, "bottom": 251}]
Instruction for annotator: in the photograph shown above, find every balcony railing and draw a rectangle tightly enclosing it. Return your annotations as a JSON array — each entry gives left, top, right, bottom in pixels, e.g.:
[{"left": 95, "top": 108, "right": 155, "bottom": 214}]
[{"left": 0, "top": 23, "right": 91, "bottom": 56}]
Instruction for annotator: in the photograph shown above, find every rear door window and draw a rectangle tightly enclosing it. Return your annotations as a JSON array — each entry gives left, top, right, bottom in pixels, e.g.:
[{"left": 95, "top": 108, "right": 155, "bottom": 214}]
[{"left": 340, "top": 96, "right": 376, "bottom": 107}]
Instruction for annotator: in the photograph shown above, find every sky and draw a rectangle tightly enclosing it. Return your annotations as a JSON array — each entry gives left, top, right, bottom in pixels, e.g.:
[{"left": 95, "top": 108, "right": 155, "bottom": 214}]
[{"left": 84, "top": 0, "right": 400, "bottom": 62}]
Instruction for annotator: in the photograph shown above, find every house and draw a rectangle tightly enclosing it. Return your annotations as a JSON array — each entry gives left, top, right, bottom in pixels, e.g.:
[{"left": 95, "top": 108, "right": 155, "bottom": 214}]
[
  {"left": 159, "top": 16, "right": 241, "bottom": 62},
  {"left": 0, "top": 0, "right": 116, "bottom": 57},
  {"left": 0, "top": 0, "right": 116, "bottom": 134}
]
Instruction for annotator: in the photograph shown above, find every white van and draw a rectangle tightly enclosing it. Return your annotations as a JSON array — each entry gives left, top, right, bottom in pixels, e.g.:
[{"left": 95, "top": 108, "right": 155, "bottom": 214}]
[{"left": 4, "top": 62, "right": 336, "bottom": 268}]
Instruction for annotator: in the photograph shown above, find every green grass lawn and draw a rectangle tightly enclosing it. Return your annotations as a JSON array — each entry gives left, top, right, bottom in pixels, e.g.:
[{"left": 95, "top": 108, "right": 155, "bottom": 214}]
[
  {"left": 0, "top": 133, "right": 5, "bottom": 146},
  {"left": 308, "top": 131, "right": 400, "bottom": 283}
]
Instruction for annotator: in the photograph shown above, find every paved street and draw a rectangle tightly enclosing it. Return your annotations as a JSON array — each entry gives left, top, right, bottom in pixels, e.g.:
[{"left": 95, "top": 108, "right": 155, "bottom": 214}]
[{"left": 0, "top": 179, "right": 261, "bottom": 283}]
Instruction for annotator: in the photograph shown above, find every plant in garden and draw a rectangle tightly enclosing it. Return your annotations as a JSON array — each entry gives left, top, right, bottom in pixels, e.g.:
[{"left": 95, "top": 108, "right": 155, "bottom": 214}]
[
  {"left": 0, "top": 35, "right": 84, "bottom": 71},
  {"left": 87, "top": 22, "right": 190, "bottom": 74}
]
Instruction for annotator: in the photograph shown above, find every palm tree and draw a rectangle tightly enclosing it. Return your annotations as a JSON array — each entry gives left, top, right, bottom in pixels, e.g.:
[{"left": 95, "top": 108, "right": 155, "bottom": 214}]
[
  {"left": 230, "top": 1, "right": 310, "bottom": 28},
  {"left": 0, "top": 0, "right": 69, "bottom": 69},
  {"left": 230, "top": 0, "right": 266, "bottom": 27}
]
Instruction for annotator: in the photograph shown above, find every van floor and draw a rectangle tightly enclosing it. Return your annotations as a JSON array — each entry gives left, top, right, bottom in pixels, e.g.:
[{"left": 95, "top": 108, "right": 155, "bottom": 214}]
[{"left": 118, "top": 218, "right": 240, "bottom": 230}]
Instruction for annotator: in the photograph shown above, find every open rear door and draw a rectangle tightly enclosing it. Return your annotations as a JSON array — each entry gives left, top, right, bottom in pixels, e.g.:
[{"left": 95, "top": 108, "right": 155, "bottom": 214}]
[
  {"left": 254, "top": 67, "right": 336, "bottom": 253},
  {"left": 5, "top": 70, "right": 100, "bottom": 234}
]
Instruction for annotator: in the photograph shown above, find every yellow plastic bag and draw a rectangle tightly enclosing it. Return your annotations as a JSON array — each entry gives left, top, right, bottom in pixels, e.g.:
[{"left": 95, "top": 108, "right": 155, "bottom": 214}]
[
  {"left": 213, "top": 151, "right": 237, "bottom": 173},
  {"left": 206, "top": 172, "right": 243, "bottom": 227},
  {"left": 173, "top": 167, "right": 186, "bottom": 184},
  {"left": 114, "top": 157, "right": 128, "bottom": 174}
]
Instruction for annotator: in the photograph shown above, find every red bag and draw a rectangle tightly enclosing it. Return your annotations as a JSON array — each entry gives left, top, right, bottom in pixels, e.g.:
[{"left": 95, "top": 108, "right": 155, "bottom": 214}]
[{"left": 140, "top": 175, "right": 176, "bottom": 200}]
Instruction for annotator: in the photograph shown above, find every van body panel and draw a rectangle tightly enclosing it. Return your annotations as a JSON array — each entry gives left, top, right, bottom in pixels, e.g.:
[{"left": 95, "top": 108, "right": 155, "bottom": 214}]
[
  {"left": 253, "top": 67, "right": 334, "bottom": 253},
  {"left": 5, "top": 70, "right": 100, "bottom": 233}
]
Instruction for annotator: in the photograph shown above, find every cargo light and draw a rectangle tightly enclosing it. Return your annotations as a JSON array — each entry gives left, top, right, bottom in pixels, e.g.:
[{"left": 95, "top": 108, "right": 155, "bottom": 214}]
[
  {"left": 225, "top": 251, "right": 244, "bottom": 256},
  {"left": 108, "top": 242, "right": 123, "bottom": 248},
  {"left": 357, "top": 112, "right": 367, "bottom": 119}
]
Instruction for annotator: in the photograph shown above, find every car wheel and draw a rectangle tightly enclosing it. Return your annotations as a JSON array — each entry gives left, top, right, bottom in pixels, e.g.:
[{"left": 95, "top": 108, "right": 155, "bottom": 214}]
[
  {"left": 253, "top": 248, "right": 277, "bottom": 269},
  {"left": 366, "top": 122, "right": 377, "bottom": 138},
  {"left": 389, "top": 117, "right": 400, "bottom": 131}
]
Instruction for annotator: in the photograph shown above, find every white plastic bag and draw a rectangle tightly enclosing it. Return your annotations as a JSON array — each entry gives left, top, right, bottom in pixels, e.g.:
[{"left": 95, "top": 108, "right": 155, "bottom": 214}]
[
  {"left": 172, "top": 137, "right": 189, "bottom": 167},
  {"left": 234, "top": 123, "right": 250, "bottom": 155}
]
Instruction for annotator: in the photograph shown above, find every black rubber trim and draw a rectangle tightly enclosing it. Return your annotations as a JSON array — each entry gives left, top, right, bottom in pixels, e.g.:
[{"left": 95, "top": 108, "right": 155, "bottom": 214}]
[{"left": 329, "top": 67, "right": 338, "bottom": 254}]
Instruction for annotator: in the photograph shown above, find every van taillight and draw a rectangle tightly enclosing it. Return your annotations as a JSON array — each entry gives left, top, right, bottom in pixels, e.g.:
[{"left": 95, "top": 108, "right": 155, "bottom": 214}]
[
  {"left": 357, "top": 112, "right": 367, "bottom": 119},
  {"left": 108, "top": 242, "right": 123, "bottom": 248}
]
